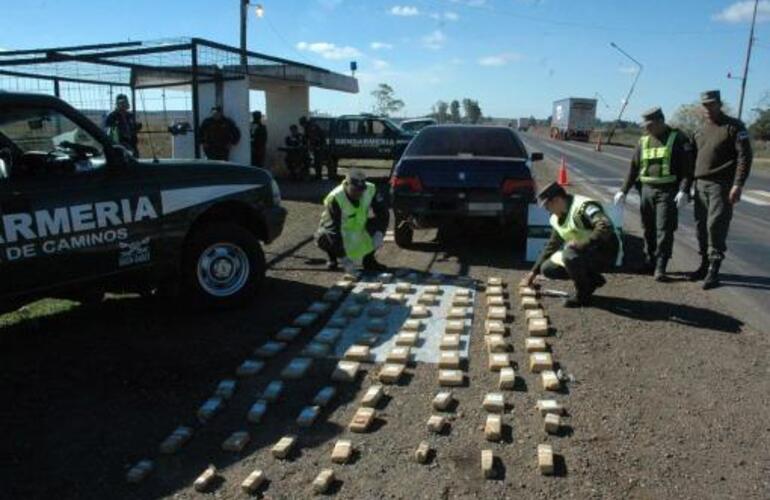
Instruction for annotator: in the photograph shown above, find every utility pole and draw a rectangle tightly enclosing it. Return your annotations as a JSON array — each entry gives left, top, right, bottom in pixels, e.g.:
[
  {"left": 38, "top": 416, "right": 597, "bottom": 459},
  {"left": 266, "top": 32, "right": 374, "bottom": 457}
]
[
  {"left": 607, "top": 42, "right": 643, "bottom": 145},
  {"left": 737, "top": 0, "right": 759, "bottom": 120},
  {"left": 240, "top": 2, "right": 264, "bottom": 72},
  {"left": 240, "top": 0, "right": 248, "bottom": 69}
]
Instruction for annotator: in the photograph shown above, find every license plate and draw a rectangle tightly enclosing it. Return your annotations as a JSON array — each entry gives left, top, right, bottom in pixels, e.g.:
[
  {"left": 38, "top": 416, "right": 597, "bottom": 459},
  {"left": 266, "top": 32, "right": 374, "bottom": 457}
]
[{"left": 467, "top": 202, "right": 502, "bottom": 212}]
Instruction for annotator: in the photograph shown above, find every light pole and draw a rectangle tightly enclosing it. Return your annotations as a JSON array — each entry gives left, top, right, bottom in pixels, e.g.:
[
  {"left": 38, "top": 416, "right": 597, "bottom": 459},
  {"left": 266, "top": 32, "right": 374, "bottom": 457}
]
[
  {"left": 607, "top": 42, "right": 643, "bottom": 144},
  {"left": 737, "top": 0, "right": 759, "bottom": 120},
  {"left": 240, "top": 1, "right": 264, "bottom": 70}
]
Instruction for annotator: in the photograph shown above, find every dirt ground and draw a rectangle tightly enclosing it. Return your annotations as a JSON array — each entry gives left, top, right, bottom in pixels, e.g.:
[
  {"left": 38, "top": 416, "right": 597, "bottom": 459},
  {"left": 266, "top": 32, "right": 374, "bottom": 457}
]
[{"left": 1, "top": 161, "right": 768, "bottom": 500}]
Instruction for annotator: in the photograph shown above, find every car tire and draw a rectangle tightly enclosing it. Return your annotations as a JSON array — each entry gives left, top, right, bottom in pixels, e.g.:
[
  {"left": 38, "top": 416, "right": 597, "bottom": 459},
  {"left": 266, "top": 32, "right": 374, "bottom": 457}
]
[
  {"left": 183, "top": 223, "right": 265, "bottom": 309},
  {"left": 394, "top": 217, "right": 413, "bottom": 248}
]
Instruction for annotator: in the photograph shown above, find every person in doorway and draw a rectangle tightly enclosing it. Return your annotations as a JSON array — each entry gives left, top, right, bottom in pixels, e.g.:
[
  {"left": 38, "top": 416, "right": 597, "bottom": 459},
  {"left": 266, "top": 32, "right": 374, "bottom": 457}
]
[
  {"left": 315, "top": 169, "right": 389, "bottom": 272},
  {"left": 299, "top": 116, "right": 330, "bottom": 180},
  {"left": 199, "top": 106, "right": 241, "bottom": 161},
  {"left": 520, "top": 182, "right": 619, "bottom": 307},
  {"left": 104, "top": 94, "right": 141, "bottom": 156},
  {"left": 283, "top": 124, "right": 307, "bottom": 180},
  {"left": 250, "top": 111, "right": 267, "bottom": 167},
  {"left": 613, "top": 107, "right": 694, "bottom": 281},
  {"left": 690, "top": 90, "right": 753, "bottom": 289}
]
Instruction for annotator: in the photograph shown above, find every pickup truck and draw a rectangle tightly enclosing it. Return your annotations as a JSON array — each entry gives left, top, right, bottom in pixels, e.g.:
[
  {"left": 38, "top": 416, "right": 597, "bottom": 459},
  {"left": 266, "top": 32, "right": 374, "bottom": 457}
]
[
  {"left": 0, "top": 92, "right": 286, "bottom": 312},
  {"left": 308, "top": 114, "right": 415, "bottom": 171}
]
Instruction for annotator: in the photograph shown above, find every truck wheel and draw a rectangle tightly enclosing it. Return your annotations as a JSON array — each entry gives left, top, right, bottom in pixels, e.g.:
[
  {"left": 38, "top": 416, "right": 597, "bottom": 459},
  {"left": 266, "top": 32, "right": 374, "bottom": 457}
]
[
  {"left": 184, "top": 223, "right": 265, "bottom": 308},
  {"left": 394, "top": 217, "right": 413, "bottom": 248}
]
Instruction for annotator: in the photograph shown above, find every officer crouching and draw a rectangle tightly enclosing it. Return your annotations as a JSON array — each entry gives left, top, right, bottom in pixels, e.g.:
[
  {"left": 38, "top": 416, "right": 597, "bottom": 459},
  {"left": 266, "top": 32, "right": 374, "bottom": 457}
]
[
  {"left": 315, "top": 169, "right": 389, "bottom": 272},
  {"left": 520, "top": 182, "right": 619, "bottom": 307}
]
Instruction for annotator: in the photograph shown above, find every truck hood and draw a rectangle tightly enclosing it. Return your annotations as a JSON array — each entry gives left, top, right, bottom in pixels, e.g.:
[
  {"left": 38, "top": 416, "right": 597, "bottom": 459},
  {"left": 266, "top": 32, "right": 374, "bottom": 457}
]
[{"left": 134, "top": 158, "right": 274, "bottom": 187}]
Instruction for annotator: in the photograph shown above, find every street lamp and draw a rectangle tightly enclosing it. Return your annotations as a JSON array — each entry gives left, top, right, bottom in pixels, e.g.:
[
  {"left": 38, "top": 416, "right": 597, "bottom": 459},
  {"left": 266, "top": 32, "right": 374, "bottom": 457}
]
[
  {"left": 240, "top": 1, "right": 264, "bottom": 69},
  {"left": 607, "top": 42, "right": 643, "bottom": 144}
]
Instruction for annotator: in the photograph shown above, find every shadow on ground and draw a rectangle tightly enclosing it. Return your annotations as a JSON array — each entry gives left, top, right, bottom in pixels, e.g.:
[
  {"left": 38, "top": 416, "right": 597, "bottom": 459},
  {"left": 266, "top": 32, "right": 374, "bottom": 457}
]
[
  {"left": 0, "top": 276, "right": 367, "bottom": 500},
  {"left": 591, "top": 295, "right": 743, "bottom": 334}
]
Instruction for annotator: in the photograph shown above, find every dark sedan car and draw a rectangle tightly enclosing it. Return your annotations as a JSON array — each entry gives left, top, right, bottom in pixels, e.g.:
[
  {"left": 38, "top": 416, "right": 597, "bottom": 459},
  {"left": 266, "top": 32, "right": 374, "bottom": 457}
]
[{"left": 389, "top": 125, "right": 542, "bottom": 247}]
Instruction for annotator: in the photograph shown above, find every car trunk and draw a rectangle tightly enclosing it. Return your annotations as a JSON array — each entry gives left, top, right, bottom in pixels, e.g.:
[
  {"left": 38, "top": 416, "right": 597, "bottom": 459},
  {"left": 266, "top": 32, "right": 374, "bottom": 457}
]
[{"left": 397, "top": 157, "right": 530, "bottom": 191}]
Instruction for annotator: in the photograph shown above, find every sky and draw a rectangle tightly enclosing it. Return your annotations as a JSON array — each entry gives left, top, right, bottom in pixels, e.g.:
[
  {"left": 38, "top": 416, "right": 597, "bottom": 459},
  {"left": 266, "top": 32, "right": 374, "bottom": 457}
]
[{"left": 1, "top": 0, "right": 769, "bottom": 123}]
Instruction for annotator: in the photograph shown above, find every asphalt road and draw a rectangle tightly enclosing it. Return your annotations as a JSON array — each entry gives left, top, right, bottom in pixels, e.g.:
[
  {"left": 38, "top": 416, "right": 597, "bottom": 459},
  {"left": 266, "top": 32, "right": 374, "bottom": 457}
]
[{"left": 520, "top": 132, "right": 770, "bottom": 332}]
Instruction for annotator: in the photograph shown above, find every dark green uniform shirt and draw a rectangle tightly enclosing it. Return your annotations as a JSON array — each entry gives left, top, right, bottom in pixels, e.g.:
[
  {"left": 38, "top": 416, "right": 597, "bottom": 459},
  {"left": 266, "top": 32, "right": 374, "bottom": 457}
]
[
  {"left": 621, "top": 126, "right": 694, "bottom": 194},
  {"left": 531, "top": 196, "right": 617, "bottom": 273},
  {"left": 693, "top": 114, "right": 753, "bottom": 187}
]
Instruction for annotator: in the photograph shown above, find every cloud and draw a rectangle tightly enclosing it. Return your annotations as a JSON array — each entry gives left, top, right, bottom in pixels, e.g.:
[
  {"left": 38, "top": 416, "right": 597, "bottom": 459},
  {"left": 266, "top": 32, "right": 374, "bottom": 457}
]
[
  {"left": 390, "top": 5, "right": 420, "bottom": 16},
  {"left": 370, "top": 41, "right": 394, "bottom": 50},
  {"left": 477, "top": 52, "right": 522, "bottom": 66},
  {"left": 429, "top": 11, "right": 460, "bottom": 21},
  {"left": 713, "top": 1, "right": 770, "bottom": 23},
  {"left": 296, "top": 41, "right": 361, "bottom": 60},
  {"left": 373, "top": 59, "right": 390, "bottom": 70},
  {"left": 422, "top": 30, "right": 446, "bottom": 50}
]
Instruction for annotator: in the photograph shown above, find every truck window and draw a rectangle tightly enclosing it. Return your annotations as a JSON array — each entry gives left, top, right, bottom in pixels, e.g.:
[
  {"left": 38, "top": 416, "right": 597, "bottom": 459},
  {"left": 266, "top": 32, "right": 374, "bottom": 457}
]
[
  {"left": 370, "top": 120, "right": 387, "bottom": 137},
  {"left": 339, "top": 119, "right": 365, "bottom": 136},
  {"left": 0, "top": 106, "right": 106, "bottom": 176},
  {"left": 0, "top": 106, "right": 104, "bottom": 157}
]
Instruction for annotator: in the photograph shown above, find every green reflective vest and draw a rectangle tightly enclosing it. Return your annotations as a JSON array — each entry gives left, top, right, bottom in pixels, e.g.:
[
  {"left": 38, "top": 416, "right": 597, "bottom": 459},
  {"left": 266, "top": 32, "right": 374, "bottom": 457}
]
[
  {"left": 323, "top": 182, "right": 376, "bottom": 261},
  {"left": 548, "top": 194, "right": 598, "bottom": 267},
  {"left": 639, "top": 131, "right": 678, "bottom": 184}
]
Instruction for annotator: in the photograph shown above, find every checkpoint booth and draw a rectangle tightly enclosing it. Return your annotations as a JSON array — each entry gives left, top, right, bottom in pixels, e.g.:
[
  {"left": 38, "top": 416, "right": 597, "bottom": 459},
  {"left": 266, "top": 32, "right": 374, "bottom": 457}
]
[{"left": 0, "top": 38, "right": 358, "bottom": 174}]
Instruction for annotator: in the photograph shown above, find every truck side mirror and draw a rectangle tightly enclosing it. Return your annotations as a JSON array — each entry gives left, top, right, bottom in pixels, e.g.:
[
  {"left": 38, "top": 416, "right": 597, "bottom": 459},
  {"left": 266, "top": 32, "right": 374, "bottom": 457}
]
[{"left": 530, "top": 152, "right": 543, "bottom": 162}]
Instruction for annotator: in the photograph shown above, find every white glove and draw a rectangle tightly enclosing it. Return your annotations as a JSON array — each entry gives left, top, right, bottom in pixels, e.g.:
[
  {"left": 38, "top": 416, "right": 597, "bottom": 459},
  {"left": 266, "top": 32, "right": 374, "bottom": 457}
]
[
  {"left": 372, "top": 231, "right": 384, "bottom": 249},
  {"left": 613, "top": 191, "right": 626, "bottom": 205},
  {"left": 674, "top": 191, "right": 688, "bottom": 208}
]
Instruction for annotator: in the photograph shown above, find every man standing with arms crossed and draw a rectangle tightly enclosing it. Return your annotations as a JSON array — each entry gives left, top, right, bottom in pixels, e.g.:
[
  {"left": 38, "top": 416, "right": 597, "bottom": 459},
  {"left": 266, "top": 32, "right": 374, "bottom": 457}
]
[
  {"left": 690, "top": 90, "right": 753, "bottom": 289},
  {"left": 614, "top": 107, "right": 694, "bottom": 281}
]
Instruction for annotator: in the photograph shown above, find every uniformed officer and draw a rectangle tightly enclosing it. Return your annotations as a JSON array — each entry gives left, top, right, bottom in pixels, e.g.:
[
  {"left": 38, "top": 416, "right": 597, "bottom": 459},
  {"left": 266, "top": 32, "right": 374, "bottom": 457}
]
[
  {"left": 691, "top": 90, "right": 753, "bottom": 289},
  {"left": 250, "top": 111, "right": 267, "bottom": 167},
  {"left": 104, "top": 94, "right": 142, "bottom": 156},
  {"left": 299, "top": 116, "right": 330, "bottom": 180},
  {"left": 613, "top": 107, "right": 694, "bottom": 281},
  {"left": 520, "top": 182, "right": 619, "bottom": 307},
  {"left": 315, "top": 169, "right": 389, "bottom": 272},
  {"left": 283, "top": 124, "right": 306, "bottom": 180}
]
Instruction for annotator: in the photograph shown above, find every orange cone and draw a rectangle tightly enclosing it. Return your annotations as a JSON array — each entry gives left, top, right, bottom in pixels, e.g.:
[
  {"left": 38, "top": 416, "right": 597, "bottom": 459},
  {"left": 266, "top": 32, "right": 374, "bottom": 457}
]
[{"left": 557, "top": 156, "right": 570, "bottom": 186}]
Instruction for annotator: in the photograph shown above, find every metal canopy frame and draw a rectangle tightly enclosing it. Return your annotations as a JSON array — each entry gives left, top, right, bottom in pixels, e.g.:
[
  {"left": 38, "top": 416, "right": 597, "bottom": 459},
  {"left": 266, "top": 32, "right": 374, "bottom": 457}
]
[{"left": 0, "top": 37, "right": 356, "bottom": 158}]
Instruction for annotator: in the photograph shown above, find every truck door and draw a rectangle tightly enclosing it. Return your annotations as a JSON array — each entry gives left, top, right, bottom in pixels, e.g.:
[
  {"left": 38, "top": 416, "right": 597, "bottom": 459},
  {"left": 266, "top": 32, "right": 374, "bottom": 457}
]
[
  {"left": 369, "top": 119, "right": 396, "bottom": 160},
  {"left": 0, "top": 105, "right": 161, "bottom": 299},
  {"left": 335, "top": 118, "right": 365, "bottom": 160}
]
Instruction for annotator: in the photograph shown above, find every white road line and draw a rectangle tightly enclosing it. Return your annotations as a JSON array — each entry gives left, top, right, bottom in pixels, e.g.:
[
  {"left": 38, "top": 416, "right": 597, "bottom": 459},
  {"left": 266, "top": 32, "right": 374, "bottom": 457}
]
[
  {"left": 384, "top": 230, "right": 395, "bottom": 242},
  {"left": 742, "top": 193, "right": 770, "bottom": 206},
  {"left": 561, "top": 141, "right": 633, "bottom": 163}
]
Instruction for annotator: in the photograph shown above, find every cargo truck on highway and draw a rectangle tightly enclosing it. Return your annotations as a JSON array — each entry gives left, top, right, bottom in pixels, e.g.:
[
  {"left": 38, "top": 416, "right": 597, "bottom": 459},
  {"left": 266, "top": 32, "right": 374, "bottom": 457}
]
[
  {"left": 550, "top": 97, "right": 597, "bottom": 141},
  {"left": 517, "top": 117, "right": 531, "bottom": 132}
]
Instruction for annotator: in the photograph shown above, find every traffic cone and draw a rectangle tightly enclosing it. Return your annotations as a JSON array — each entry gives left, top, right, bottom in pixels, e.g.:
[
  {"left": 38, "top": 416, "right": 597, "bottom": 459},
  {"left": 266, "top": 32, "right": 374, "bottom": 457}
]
[
  {"left": 595, "top": 134, "right": 603, "bottom": 152},
  {"left": 557, "top": 156, "right": 570, "bottom": 186}
]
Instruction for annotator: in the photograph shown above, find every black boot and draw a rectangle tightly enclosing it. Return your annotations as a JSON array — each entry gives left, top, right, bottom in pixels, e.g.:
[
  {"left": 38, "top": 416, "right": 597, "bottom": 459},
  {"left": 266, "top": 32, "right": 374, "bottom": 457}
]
[
  {"left": 563, "top": 291, "right": 590, "bottom": 308},
  {"left": 690, "top": 257, "right": 709, "bottom": 281},
  {"left": 702, "top": 260, "right": 721, "bottom": 290},
  {"left": 654, "top": 258, "right": 669, "bottom": 282},
  {"left": 362, "top": 253, "right": 387, "bottom": 273},
  {"left": 639, "top": 256, "right": 656, "bottom": 275}
]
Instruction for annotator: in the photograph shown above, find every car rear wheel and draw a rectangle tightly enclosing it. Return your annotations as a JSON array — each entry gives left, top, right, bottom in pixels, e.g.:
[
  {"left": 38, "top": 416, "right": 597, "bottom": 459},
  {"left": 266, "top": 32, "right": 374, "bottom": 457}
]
[
  {"left": 184, "top": 223, "right": 265, "bottom": 308},
  {"left": 394, "top": 216, "right": 414, "bottom": 248}
]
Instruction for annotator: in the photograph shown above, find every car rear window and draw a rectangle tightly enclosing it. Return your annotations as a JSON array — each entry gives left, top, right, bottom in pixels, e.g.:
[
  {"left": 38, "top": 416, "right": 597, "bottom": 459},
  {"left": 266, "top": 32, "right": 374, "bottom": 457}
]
[{"left": 404, "top": 127, "right": 526, "bottom": 158}]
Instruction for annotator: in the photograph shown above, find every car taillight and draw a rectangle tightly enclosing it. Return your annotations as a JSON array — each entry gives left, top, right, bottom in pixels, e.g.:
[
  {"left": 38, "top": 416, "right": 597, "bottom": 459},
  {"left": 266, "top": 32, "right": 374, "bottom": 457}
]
[
  {"left": 391, "top": 175, "right": 423, "bottom": 192},
  {"left": 501, "top": 178, "right": 534, "bottom": 196}
]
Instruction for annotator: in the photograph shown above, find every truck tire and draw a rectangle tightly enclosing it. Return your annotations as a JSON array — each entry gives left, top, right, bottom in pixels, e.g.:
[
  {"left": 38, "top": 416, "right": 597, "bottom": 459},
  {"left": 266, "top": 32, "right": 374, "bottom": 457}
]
[
  {"left": 394, "top": 216, "right": 413, "bottom": 248},
  {"left": 183, "top": 223, "right": 265, "bottom": 309}
]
